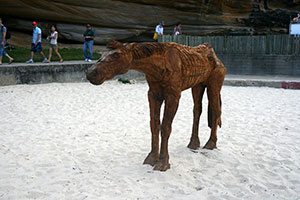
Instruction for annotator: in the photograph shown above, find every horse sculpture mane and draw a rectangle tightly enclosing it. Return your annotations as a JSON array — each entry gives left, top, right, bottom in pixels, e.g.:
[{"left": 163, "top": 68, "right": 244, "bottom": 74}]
[
  {"left": 132, "top": 43, "right": 165, "bottom": 60},
  {"left": 87, "top": 41, "right": 226, "bottom": 171}
]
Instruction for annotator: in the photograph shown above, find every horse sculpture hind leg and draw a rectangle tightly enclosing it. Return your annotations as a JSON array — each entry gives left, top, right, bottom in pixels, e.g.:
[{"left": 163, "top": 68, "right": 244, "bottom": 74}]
[
  {"left": 204, "top": 67, "right": 226, "bottom": 149},
  {"left": 188, "top": 84, "right": 206, "bottom": 150}
]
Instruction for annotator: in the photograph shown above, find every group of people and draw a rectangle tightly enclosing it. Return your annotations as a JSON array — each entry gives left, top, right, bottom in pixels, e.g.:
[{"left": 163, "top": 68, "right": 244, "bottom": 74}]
[
  {"left": 26, "top": 21, "right": 95, "bottom": 64},
  {"left": 153, "top": 21, "right": 182, "bottom": 41},
  {"left": 0, "top": 18, "right": 95, "bottom": 65},
  {"left": 1, "top": 18, "right": 185, "bottom": 65},
  {"left": 26, "top": 21, "right": 61, "bottom": 64}
]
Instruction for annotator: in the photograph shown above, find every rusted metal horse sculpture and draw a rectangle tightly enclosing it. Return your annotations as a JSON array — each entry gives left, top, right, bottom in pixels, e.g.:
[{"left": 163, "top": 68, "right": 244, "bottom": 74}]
[{"left": 87, "top": 41, "right": 226, "bottom": 171}]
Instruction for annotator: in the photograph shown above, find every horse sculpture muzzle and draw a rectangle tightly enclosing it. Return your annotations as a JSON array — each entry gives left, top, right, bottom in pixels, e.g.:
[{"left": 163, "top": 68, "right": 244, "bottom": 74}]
[{"left": 86, "top": 64, "right": 104, "bottom": 85}]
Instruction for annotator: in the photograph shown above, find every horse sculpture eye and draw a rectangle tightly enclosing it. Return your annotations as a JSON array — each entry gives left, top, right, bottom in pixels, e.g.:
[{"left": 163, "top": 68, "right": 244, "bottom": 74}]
[{"left": 112, "top": 53, "right": 120, "bottom": 59}]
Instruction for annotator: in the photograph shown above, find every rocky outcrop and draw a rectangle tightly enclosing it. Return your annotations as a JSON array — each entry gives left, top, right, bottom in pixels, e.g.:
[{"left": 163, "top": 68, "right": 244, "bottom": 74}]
[{"left": 1, "top": 0, "right": 300, "bottom": 44}]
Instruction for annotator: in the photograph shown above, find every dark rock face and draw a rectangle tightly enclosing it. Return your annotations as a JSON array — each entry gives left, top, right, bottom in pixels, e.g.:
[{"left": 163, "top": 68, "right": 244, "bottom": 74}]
[
  {"left": 243, "top": 5, "right": 297, "bottom": 34},
  {"left": 1, "top": 0, "right": 300, "bottom": 44}
]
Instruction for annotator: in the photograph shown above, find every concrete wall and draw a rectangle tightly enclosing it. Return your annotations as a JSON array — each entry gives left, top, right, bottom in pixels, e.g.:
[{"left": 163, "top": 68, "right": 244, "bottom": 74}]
[
  {"left": 1, "top": 61, "right": 300, "bottom": 89},
  {"left": 0, "top": 62, "right": 144, "bottom": 86},
  {"left": 219, "top": 55, "right": 300, "bottom": 77},
  {"left": 0, "top": 63, "right": 89, "bottom": 86}
]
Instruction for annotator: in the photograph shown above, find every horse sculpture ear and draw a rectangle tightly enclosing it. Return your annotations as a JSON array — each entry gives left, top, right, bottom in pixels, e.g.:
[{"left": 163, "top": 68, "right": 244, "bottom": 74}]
[{"left": 107, "top": 40, "right": 123, "bottom": 49}]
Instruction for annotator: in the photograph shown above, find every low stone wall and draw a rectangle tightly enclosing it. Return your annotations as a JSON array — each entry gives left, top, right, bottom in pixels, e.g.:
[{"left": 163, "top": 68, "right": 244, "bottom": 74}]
[
  {"left": 219, "top": 55, "right": 300, "bottom": 77},
  {"left": 0, "top": 63, "right": 90, "bottom": 86},
  {"left": 0, "top": 62, "right": 145, "bottom": 86}
]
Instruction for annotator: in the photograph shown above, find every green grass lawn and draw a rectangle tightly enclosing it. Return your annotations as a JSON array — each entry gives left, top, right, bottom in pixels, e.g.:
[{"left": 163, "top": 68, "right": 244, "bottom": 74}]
[{"left": 1, "top": 47, "right": 101, "bottom": 63}]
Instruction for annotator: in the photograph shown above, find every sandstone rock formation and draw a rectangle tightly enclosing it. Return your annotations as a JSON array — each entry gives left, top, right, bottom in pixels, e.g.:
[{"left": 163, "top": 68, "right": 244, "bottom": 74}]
[{"left": 0, "top": 0, "right": 300, "bottom": 44}]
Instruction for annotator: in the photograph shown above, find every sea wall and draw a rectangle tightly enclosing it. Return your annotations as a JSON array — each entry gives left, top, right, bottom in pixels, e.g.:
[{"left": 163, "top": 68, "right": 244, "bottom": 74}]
[
  {"left": 0, "top": 62, "right": 144, "bottom": 86},
  {"left": 218, "top": 55, "right": 300, "bottom": 76},
  {"left": 1, "top": 62, "right": 300, "bottom": 89}
]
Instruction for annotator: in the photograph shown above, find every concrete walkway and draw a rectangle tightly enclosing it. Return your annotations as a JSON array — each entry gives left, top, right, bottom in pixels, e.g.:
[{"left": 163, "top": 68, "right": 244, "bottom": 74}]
[
  {"left": 1, "top": 61, "right": 300, "bottom": 89},
  {"left": 224, "top": 75, "right": 300, "bottom": 89}
]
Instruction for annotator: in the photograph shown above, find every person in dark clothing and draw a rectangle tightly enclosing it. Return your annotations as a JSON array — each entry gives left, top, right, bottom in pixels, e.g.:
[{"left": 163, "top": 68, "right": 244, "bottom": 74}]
[{"left": 83, "top": 24, "right": 95, "bottom": 62}]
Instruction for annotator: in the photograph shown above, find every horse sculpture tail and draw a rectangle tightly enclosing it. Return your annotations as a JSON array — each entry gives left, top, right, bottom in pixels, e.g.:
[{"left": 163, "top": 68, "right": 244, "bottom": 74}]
[
  {"left": 205, "top": 43, "right": 225, "bottom": 129},
  {"left": 219, "top": 95, "right": 222, "bottom": 128}
]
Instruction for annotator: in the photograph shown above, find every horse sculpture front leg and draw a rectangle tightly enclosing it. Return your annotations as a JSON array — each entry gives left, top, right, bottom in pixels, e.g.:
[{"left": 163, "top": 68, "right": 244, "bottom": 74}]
[
  {"left": 153, "top": 93, "right": 180, "bottom": 171},
  {"left": 143, "top": 91, "right": 163, "bottom": 166}
]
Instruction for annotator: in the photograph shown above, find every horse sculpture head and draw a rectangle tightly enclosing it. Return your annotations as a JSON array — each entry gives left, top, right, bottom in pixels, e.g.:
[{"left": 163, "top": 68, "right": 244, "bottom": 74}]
[{"left": 87, "top": 41, "right": 132, "bottom": 85}]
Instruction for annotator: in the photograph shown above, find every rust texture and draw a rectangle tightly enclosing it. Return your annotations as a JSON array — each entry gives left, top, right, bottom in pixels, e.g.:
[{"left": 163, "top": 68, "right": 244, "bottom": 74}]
[{"left": 87, "top": 41, "right": 226, "bottom": 171}]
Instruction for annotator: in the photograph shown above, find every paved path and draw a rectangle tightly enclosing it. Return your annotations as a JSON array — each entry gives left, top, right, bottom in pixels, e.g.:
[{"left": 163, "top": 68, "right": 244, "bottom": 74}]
[{"left": 224, "top": 75, "right": 300, "bottom": 89}]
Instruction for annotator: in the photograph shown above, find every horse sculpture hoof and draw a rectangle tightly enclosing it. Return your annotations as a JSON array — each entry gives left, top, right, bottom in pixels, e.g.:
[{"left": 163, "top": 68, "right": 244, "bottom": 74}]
[
  {"left": 153, "top": 160, "right": 170, "bottom": 171},
  {"left": 187, "top": 140, "right": 200, "bottom": 150},
  {"left": 203, "top": 139, "right": 216, "bottom": 150},
  {"left": 143, "top": 153, "right": 158, "bottom": 166}
]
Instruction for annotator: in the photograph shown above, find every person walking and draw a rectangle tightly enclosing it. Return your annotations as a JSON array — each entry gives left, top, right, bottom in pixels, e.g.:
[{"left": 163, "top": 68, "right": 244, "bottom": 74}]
[
  {"left": 153, "top": 21, "right": 164, "bottom": 42},
  {"left": 46, "top": 25, "right": 63, "bottom": 63},
  {"left": 83, "top": 24, "right": 95, "bottom": 62},
  {"left": 0, "top": 18, "right": 14, "bottom": 65},
  {"left": 26, "top": 21, "right": 48, "bottom": 63}
]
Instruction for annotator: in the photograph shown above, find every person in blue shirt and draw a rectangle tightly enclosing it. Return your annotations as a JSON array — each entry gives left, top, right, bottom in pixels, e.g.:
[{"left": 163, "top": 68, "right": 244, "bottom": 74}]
[
  {"left": 0, "top": 18, "right": 14, "bottom": 65},
  {"left": 26, "top": 21, "right": 48, "bottom": 63}
]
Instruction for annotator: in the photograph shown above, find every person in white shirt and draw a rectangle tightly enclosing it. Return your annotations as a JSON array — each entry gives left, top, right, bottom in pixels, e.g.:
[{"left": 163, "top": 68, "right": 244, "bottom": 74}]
[
  {"left": 156, "top": 21, "right": 164, "bottom": 36},
  {"left": 154, "top": 21, "right": 164, "bottom": 41},
  {"left": 46, "top": 25, "right": 63, "bottom": 63}
]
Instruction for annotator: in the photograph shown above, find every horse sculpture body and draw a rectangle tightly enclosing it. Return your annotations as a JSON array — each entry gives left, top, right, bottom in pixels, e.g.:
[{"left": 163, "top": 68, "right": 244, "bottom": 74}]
[{"left": 87, "top": 41, "right": 226, "bottom": 171}]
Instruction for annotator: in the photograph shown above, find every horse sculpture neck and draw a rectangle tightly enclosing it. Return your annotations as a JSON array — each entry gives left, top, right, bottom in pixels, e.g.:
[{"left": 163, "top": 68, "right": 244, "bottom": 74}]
[
  {"left": 127, "top": 42, "right": 172, "bottom": 82},
  {"left": 130, "top": 56, "right": 165, "bottom": 82}
]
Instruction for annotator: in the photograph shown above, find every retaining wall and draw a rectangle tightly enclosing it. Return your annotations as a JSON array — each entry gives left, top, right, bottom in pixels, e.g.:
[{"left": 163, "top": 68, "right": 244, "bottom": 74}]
[
  {"left": 0, "top": 62, "right": 144, "bottom": 86},
  {"left": 218, "top": 55, "right": 300, "bottom": 76},
  {"left": 1, "top": 62, "right": 300, "bottom": 89}
]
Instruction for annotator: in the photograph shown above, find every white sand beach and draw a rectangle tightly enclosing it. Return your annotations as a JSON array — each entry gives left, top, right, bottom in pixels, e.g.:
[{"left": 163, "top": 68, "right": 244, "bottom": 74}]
[{"left": 0, "top": 81, "right": 300, "bottom": 200}]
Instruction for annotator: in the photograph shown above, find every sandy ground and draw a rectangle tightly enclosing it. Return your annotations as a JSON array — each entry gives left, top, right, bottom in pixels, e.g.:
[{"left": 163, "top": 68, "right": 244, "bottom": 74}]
[{"left": 0, "top": 81, "right": 300, "bottom": 200}]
